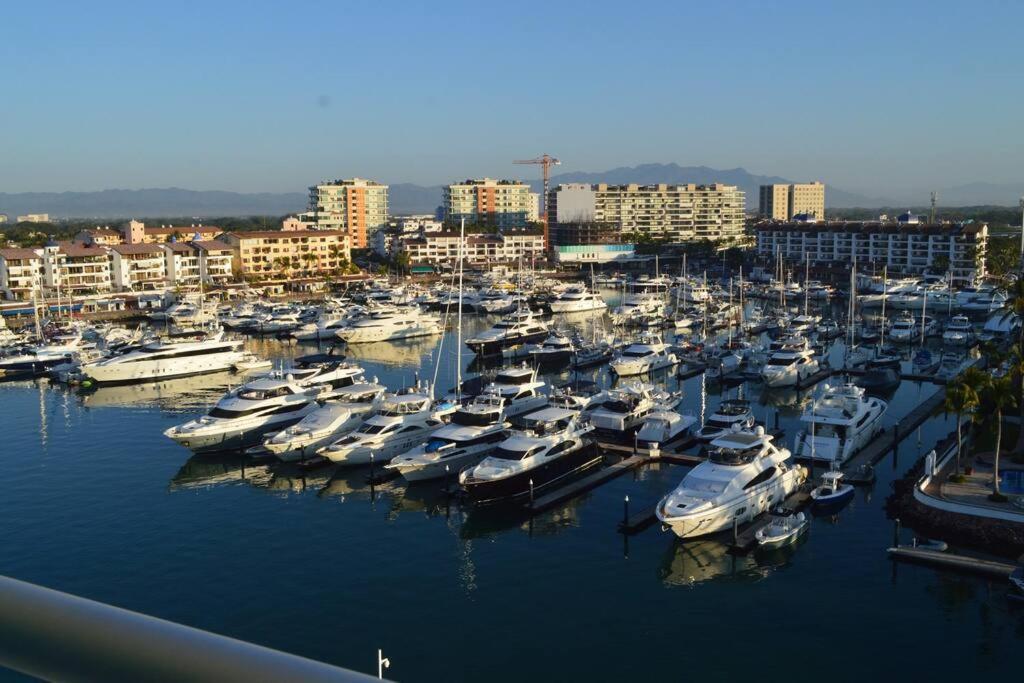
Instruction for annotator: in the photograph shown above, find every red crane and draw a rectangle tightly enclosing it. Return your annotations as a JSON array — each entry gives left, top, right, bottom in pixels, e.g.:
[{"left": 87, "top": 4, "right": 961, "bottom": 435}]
[{"left": 513, "top": 153, "right": 560, "bottom": 250}]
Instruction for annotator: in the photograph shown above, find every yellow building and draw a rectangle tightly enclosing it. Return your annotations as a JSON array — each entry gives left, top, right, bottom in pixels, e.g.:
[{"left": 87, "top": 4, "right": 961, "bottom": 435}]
[
  {"left": 221, "top": 230, "right": 351, "bottom": 279},
  {"left": 444, "top": 178, "right": 533, "bottom": 229},
  {"left": 309, "top": 179, "right": 389, "bottom": 250},
  {"left": 759, "top": 182, "right": 825, "bottom": 220}
]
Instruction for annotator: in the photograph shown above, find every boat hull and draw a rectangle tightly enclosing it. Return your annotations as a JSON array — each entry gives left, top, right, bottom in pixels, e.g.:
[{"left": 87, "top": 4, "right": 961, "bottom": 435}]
[{"left": 461, "top": 445, "right": 600, "bottom": 504}]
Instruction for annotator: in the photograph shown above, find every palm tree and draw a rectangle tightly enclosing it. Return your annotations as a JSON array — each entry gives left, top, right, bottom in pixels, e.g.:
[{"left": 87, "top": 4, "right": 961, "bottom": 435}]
[
  {"left": 944, "top": 378, "right": 979, "bottom": 476},
  {"left": 272, "top": 257, "right": 289, "bottom": 280},
  {"left": 960, "top": 365, "right": 988, "bottom": 447},
  {"left": 982, "top": 374, "right": 1015, "bottom": 501},
  {"left": 301, "top": 252, "right": 317, "bottom": 275}
]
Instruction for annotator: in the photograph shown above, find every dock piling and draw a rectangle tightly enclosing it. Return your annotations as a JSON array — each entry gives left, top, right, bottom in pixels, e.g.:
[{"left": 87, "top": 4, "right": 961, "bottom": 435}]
[{"left": 623, "top": 495, "right": 630, "bottom": 529}]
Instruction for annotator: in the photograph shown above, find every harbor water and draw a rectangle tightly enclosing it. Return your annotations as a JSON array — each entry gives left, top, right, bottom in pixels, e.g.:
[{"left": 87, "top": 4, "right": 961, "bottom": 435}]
[{"left": 2, "top": 308, "right": 1022, "bottom": 681}]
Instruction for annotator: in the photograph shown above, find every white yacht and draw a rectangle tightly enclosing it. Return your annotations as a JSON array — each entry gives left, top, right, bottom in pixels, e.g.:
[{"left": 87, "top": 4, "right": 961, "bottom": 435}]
[
  {"left": 549, "top": 287, "right": 607, "bottom": 314},
  {"left": 958, "top": 287, "right": 1007, "bottom": 313},
  {"left": 792, "top": 383, "right": 887, "bottom": 465},
  {"left": 387, "top": 395, "right": 510, "bottom": 482},
  {"left": 465, "top": 309, "right": 549, "bottom": 356},
  {"left": 611, "top": 293, "right": 665, "bottom": 325},
  {"left": 636, "top": 407, "right": 698, "bottom": 448},
  {"left": 759, "top": 346, "right": 819, "bottom": 388},
  {"left": 942, "top": 315, "right": 974, "bottom": 346},
  {"left": 789, "top": 314, "right": 821, "bottom": 334},
  {"left": 318, "top": 387, "right": 454, "bottom": 465},
  {"left": 474, "top": 366, "right": 548, "bottom": 419},
  {"left": 656, "top": 427, "right": 807, "bottom": 539},
  {"left": 84, "top": 332, "right": 244, "bottom": 384},
  {"left": 336, "top": 307, "right": 442, "bottom": 343},
  {"left": 888, "top": 314, "right": 937, "bottom": 343},
  {"left": 609, "top": 334, "right": 677, "bottom": 376},
  {"left": 164, "top": 376, "right": 327, "bottom": 453},
  {"left": 588, "top": 382, "right": 679, "bottom": 435},
  {"left": 250, "top": 384, "right": 385, "bottom": 461},
  {"left": 526, "top": 332, "right": 575, "bottom": 366},
  {"left": 459, "top": 408, "right": 597, "bottom": 504},
  {"left": 696, "top": 399, "right": 756, "bottom": 442}
]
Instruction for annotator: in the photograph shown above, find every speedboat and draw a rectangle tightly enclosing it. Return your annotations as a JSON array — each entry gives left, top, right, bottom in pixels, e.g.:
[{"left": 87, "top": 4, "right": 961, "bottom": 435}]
[
  {"left": 588, "top": 382, "right": 678, "bottom": 436},
  {"left": 249, "top": 384, "right": 385, "bottom": 462},
  {"left": 548, "top": 287, "right": 607, "bottom": 314},
  {"left": 336, "top": 307, "right": 442, "bottom": 343},
  {"left": 458, "top": 408, "right": 597, "bottom": 504},
  {"left": 942, "top": 315, "right": 974, "bottom": 346},
  {"left": 656, "top": 427, "right": 807, "bottom": 539},
  {"left": 318, "top": 387, "right": 455, "bottom": 465},
  {"left": 164, "top": 376, "right": 327, "bottom": 453},
  {"left": 609, "top": 334, "right": 677, "bottom": 376},
  {"left": 809, "top": 470, "right": 855, "bottom": 513},
  {"left": 755, "top": 512, "right": 808, "bottom": 549},
  {"left": 792, "top": 383, "right": 886, "bottom": 465},
  {"left": 636, "top": 407, "right": 697, "bottom": 448},
  {"left": 387, "top": 394, "right": 509, "bottom": 482},
  {"left": 465, "top": 309, "right": 549, "bottom": 356},
  {"left": 759, "top": 346, "right": 819, "bottom": 388},
  {"left": 696, "top": 399, "right": 755, "bottom": 442},
  {"left": 84, "top": 331, "right": 244, "bottom": 384}
]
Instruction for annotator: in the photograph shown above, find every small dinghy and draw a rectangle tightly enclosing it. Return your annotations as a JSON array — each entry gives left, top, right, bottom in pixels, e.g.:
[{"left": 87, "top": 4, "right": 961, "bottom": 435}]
[
  {"left": 755, "top": 511, "right": 808, "bottom": 549},
  {"left": 810, "top": 470, "right": 855, "bottom": 513}
]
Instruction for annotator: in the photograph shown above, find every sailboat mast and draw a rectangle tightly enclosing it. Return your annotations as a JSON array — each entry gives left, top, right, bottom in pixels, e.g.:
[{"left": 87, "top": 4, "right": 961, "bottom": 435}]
[
  {"left": 456, "top": 218, "right": 465, "bottom": 401},
  {"left": 880, "top": 266, "right": 887, "bottom": 349}
]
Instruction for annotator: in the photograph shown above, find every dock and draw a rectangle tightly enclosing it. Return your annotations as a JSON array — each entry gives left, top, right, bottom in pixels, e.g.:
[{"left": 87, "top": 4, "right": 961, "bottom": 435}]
[
  {"left": 730, "top": 489, "right": 813, "bottom": 552},
  {"left": 887, "top": 546, "right": 1020, "bottom": 578},
  {"left": 527, "top": 454, "right": 644, "bottom": 513},
  {"left": 841, "top": 386, "right": 949, "bottom": 472},
  {"left": 677, "top": 364, "right": 706, "bottom": 380}
]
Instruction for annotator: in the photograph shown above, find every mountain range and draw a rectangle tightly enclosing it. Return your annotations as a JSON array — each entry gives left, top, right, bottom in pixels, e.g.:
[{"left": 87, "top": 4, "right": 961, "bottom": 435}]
[{"left": 1, "top": 164, "right": 1021, "bottom": 219}]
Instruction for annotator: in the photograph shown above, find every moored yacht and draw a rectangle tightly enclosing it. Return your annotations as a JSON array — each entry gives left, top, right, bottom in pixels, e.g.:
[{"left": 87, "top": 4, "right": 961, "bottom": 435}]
[
  {"left": 609, "top": 333, "right": 677, "bottom": 376},
  {"left": 656, "top": 427, "right": 807, "bottom": 539},
  {"left": 696, "top": 399, "right": 756, "bottom": 442},
  {"left": 336, "top": 307, "right": 442, "bottom": 343},
  {"left": 942, "top": 315, "right": 974, "bottom": 346},
  {"left": 588, "top": 382, "right": 679, "bottom": 435},
  {"left": 387, "top": 394, "right": 510, "bottom": 482},
  {"left": 792, "top": 383, "right": 887, "bottom": 465},
  {"left": 465, "top": 309, "right": 549, "bottom": 356},
  {"left": 164, "top": 376, "right": 327, "bottom": 453},
  {"left": 759, "top": 345, "right": 819, "bottom": 388},
  {"left": 83, "top": 331, "right": 244, "bottom": 384},
  {"left": 526, "top": 332, "right": 575, "bottom": 366},
  {"left": 548, "top": 287, "right": 607, "bottom": 314},
  {"left": 458, "top": 408, "right": 597, "bottom": 504}
]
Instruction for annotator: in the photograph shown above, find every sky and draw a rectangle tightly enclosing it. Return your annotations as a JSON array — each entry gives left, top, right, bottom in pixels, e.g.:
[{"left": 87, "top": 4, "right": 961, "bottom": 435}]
[{"left": 2, "top": 0, "right": 1023, "bottom": 198}]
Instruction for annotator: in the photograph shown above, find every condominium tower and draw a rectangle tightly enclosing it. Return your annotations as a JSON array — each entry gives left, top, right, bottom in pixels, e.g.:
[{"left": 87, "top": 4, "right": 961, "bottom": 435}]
[
  {"left": 309, "top": 178, "right": 389, "bottom": 249},
  {"left": 759, "top": 182, "right": 825, "bottom": 220},
  {"left": 443, "top": 178, "right": 534, "bottom": 230}
]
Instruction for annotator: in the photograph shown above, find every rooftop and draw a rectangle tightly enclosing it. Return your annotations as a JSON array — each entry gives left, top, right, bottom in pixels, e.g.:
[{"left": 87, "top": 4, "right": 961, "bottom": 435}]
[
  {"left": 755, "top": 220, "right": 987, "bottom": 236},
  {"left": 0, "top": 248, "right": 42, "bottom": 260},
  {"left": 109, "top": 244, "right": 163, "bottom": 255},
  {"left": 224, "top": 230, "right": 348, "bottom": 239}
]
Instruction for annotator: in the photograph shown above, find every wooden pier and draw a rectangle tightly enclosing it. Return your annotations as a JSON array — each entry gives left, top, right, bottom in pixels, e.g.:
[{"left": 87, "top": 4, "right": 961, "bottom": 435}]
[{"left": 887, "top": 546, "right": 1020, "bottom": 578}]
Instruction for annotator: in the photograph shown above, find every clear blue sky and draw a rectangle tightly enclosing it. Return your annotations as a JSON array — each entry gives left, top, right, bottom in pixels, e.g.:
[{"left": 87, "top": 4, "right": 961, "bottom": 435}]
[{"left": 2, "top": 0, "right": 1022, "bottom": 197}]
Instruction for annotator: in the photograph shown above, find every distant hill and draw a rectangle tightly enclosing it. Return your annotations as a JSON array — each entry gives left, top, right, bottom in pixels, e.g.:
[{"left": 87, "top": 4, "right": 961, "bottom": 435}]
[{"left": 2, "top": 167, "right": 1020, "bottom": 219}]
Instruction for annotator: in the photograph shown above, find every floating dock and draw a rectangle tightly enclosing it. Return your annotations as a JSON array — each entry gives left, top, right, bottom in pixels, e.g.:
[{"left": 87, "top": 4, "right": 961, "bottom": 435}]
[
  {"left": 527, "top": 454, "right": 644, "bottom": 513},
  {"left": 842, "top": 386, "right": 949, "bottom": 472},
  {"left": 729, "top": 489, "right": 813, "bottom": 552},
  {"left": 887, "top": 546, "right": 1020, "bottom": 578}
]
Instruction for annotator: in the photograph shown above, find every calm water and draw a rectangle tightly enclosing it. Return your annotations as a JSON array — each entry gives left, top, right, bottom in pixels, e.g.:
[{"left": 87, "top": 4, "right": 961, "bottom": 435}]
[{"left": 2, "top": 306, "right": 1022, "bottom": 681}]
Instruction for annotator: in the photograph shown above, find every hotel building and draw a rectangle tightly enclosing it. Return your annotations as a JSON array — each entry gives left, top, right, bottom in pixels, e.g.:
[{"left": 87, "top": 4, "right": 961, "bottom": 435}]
[
  {"left": 393, "top": 231, "right": 545, "bottom": 267},
  {"left": 759, "top": 182, "right": 825, "bottom": 220},
  {"left": 221, "top": 230, "right": 351, "bottom": 279},
  {"left": 109, "top": 244, "right": 167, "bottom": 292},
  {"left": 443, "top": 179, "right": 534, "bottom": 230},
  {"left": 0, "top": 248, "right": 44, "bottom": 300},
  {"left": 754, "top": 216, "right": 987, "bottom": 285},
  {"left": 309, "top": 178, "right": 389, "bottom": 249},
  {"left": 41, "top": 244, "right": 112, "bottom": 295}
]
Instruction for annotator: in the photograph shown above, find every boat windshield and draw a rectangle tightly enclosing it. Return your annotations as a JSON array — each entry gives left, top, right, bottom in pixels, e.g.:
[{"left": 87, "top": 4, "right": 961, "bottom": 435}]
[
  {"left": 452, "top": 410, "right": 498, "bottom": 427},
  {"left": 491, "top": 446, "right": 534, "bottom": 461},
  {"left": 238, "top": 386, "right": 291, "bottom": 400},
  {"left": 766, "top": 357, "right": 796, "bottom": 366},
  {"left": 622, "top": 349, "right": 653, "bottom": 358},
  {"left": 709, "top": 446, "right": 760, "bottom": 465},
  {"left": 359, "top": 423, "right": 393, "bottom": 435}
]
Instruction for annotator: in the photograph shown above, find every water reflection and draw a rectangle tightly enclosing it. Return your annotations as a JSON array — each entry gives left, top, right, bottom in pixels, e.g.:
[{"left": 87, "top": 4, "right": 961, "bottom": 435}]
[
  {"left": 169, "top": 453, "right": 273, "bottom": 491},
  {"left": 78, "top": 372, "right": 235, "bottom": 411}
]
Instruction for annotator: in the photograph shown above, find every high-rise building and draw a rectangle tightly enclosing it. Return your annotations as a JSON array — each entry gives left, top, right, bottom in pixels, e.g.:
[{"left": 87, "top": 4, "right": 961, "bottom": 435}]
[
  {"left": 547, "top": 183, "right": 746, "bottom": 243},
  {"left": 309, "top": 178, "right": 389, "bottom": 249},
  {"left": 443, "top": 178, "right": 533, "bottom": 229},
  {"left": 759, "top": 182, "right": 825, "bottom": 220}
]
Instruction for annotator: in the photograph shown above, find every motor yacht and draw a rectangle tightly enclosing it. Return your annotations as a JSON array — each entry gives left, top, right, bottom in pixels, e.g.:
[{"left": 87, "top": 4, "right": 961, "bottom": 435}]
[
  {"left": 792, "top": 383, "right": 887, "bottom": 465},
  {"left": 465, "top": 309, "right": 549, "bottom": 356},
  {"left": 789, "top": 314, "right": 820, "bottom": 335},
  {"left": 696, "top": 399, "right": 756, "bottom": 442},
  {"left": 609, "top": 333, "right": 677, "bottom": 376},
  {"left": 636, "top": 407, "right": 698, "bottom": 448},
  {"left": 656, "top": 427, "right": 807, "bottom": 539},
  {"left": 526, "top": 332, "right": 575, "bottom": 366},
  {"left": 83, "top": 331, "right": 244, "bottom": 384},
  {"left": 611, "top": 293, "right": 665, "bottom": 326},
  {"left": 164, "top": 376, "right": 327, "bottom": 453},
  {"left": 472, "top": 366, "right": 548, "bottom": 419},
  {"left": 336, "top": 307, "right": 442, "bottom": 343},
  {"left": 318, "top": 387, "right": 454, "bottom": 465},
  {"left": 549, "top": 287, "right": 607, "bottom": 314},
  {"left": 0, "top": 333, "right": 86, "bottom": 380},
  {"left": 588, "top": 382, "right": 679, "bottom": 435},
  {"left": 942, "top": 315, "right": 974, "bottom": 346},
  {"left": 888, "top": 314, "right": 937, "bottom": 344},
  {"left": 249, "top": 384, "right": 386, "bottom": 461},
  {"left": 387, "top": 394, "right": 510, "bottom": 482},
  {"left": 759, "top": 345, "right": 819, "bottom": 388},
  {"left": 458, "top": 408, "right": 597, "bottom": 504}
]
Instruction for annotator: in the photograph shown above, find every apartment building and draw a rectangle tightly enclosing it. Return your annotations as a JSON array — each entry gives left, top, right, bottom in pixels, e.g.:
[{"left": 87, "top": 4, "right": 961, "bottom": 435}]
[
  {"left": 16, "top": 214, "right": 50, "bottom": 223},
  {"left": 309, "top": 178, "right": 389, "bottom": 250},
  {"left": 754, "top": 217, "right": 987, "bottom": 285},
  {"left": 75, "top": 228, "right": 124, "bottom": 246},
  {"left": 282, "top": 213, "right": 317, "bottom": 231},
  {"left": 163, "top": 243, "right": 203, "bottom": 288},
  {"left": 444, "top": 179, "right": 534, "bottom": 230},
  {"left": 40, "top": 244, "right": 112, "bottom": 295},
  {"left": 548, "top": 183, "right": 746, "bottom": 243},
  {"left": 221, "top": 230, "right": 350, "bottom": 279},
  {"left": 109, "top": 244, "right": 167, "bottom": 292},
  {"left": 119, "top": 219, "right": 221, "bottom": 245},
  {"left": 759, "top": 182, "right": 825, "bottom": 220},
  {"left": 194, "top": 241, "right": 235, "bottom": 285},
  {"left": 0, "top": 248, "right": 44, "bottom": 300},
  {"left": 395, "top": 231, "right": 545, "bottom": 266}
]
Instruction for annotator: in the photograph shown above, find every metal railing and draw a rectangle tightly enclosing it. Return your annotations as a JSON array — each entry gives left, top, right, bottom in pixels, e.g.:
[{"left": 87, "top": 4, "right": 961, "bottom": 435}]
[{"left": 0, "top": 575, "right": 385, "bottom": 682}]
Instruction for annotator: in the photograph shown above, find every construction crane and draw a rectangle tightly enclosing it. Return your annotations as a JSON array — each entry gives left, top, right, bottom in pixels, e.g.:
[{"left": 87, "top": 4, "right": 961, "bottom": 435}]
[{"left": 513, "top": 154, "right": 560, "bottom": 250}]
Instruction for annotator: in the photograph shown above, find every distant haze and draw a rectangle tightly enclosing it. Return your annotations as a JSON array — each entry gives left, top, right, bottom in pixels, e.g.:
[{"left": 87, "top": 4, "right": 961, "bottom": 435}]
[{"left": 1, "top": 163, "right": 1021, "bottom": 219}]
